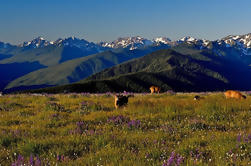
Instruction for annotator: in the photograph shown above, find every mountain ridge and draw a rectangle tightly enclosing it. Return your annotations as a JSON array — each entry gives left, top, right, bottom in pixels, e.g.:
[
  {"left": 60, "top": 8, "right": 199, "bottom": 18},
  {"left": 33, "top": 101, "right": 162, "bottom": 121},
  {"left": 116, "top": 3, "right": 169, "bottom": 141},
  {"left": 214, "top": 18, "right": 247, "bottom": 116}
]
[
  {"left": 2, "top": 33, "right": 250, "bottom": 50},
  {"left": 1, "top": 33, "right": 251, "bottom": 92},
  {"left": 4, "top": 45, "right": 171, "bottom": 91},
  {"left": 2, "top": 33, "right": 251, "bottom": 56},
  {"left": 19, "top": 46, "right": 251, "bottom": 94}
]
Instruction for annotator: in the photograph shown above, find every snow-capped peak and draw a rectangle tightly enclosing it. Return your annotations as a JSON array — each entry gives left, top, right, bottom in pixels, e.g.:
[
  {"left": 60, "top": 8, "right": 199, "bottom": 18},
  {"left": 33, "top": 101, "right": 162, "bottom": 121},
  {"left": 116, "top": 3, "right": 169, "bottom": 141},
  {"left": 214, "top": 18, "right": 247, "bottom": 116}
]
[
  {"left": 53, "top": 37, "right": 92, "bottom": 48},
  {"left": 153, "top": 37, "right": 171, "bottom": 44},
  {"left": 217, "top": 33, "right": 251, "bottom": 55},
  {"left": 6, "top": 33, "right": 251, "bottom": 55},
  {"left": 99, "top": 36, "right": 154, "bottom": 50},
  {"left": 19, "top": 36, "right": 93, "bottom": 49},
  {"left": 221, "top": 33, "right": 251, "bottom": 48},
  {"left": 52, "top": 37, "right": 108, "bottom": 53},
  {"left": 177, "top": 36, "right": 211, "bottom": 48},
  {"left": 179, "top": 36, "right": 197, "bottom": 42},
  {"left": 19, "top": 36, "right": 52, "bottom": 48}
]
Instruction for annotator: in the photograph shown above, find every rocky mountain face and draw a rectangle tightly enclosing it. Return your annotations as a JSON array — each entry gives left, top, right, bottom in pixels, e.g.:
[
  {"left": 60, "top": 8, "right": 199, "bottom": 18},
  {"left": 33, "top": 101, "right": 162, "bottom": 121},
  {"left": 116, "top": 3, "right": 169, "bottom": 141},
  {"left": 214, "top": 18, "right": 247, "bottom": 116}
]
[
  {"left": 217, "top": 33, "right": 251, "bottom": 55},
  {"left": 19, "top": 37, "right": 52, "bottom": 48},
  {"left": 4, "top": 33, "right": 251, "bottom": 54}
]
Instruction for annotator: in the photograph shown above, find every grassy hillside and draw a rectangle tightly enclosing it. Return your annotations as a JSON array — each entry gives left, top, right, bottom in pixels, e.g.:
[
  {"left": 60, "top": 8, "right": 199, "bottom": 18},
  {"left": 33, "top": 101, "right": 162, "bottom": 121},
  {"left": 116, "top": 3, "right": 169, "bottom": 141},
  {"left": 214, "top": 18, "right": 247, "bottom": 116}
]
[
  {"left": 4, "top": 45, "right": 251, "bottom": 93},
  {"left": 0, "top": 45, "right": 102, "bottom": 66},
  {"left": 82, "top": 47, "right": 251, "bottom": 92},
  {"left": 28, "top": 46, "right": 251, "bottom": 94},
  {"left": 5, "top": 45, "right": 170, "bottom": 92},
  {"left": 0, "top": 62, "right": 47, "bottom": 91},
  {"left": 0, "top": 44, "right": 107, "bottom": 91},
  {"left": 0, "top": 46, "right": 63, "bottom": 66},
  {"left": 0, "top": 46, "right": 62, "bottom": 91},
  {"left": 0, "top": 93, "right": 250, "bottom": 165}
]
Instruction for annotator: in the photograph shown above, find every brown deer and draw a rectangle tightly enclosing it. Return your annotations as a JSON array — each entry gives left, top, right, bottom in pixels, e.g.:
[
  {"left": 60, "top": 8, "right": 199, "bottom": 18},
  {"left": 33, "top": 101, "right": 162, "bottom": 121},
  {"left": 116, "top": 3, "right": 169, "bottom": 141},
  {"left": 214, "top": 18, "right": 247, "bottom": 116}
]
[
  {"left": 149, "top": 86, "right": 161, "bottom": 94},
  {"left": 114, "top": 94, "right": 133, "bottom": 109},
  {"left": 224, "top": 90, "right": 246, "bottom": 99}
]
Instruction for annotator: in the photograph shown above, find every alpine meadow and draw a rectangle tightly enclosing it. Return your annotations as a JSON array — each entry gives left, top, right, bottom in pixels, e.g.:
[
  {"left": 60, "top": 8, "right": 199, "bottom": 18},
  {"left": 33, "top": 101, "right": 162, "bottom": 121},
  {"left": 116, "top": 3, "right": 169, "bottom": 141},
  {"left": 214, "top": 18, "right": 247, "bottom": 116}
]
[
  {"left": 0, "top": 0, "right": 251, "bottom": 166},
  {"left": 0, "top": 92, "right": 250, "bottom": 165}
]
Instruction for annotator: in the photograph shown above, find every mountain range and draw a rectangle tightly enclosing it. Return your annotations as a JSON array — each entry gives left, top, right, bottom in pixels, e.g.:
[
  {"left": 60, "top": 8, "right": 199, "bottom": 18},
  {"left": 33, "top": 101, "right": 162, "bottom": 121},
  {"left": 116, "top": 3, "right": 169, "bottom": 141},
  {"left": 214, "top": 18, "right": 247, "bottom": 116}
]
[{"left": 1, "top": 33, "right": 251, "bottom": 93}]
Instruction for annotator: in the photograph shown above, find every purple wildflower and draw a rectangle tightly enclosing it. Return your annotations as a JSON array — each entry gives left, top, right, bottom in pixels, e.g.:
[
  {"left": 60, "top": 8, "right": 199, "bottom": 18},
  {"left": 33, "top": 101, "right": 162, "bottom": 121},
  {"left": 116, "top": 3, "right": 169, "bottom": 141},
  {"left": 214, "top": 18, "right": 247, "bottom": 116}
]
[
  {"left": 81, "top": 101, "right": 88, "bottom": 106},
  {"left": 244, "top": 137, "right": 249, "bottom": 143},
  {"left": 11, "top": 162, "right": 17, "bottom": 166},
  {"left": 76, "top": 121, "right": 84, "bottom": 128},
  {"left": 75, "top": 121, "right": 86, "bottom": 134},
  {"left": 57, "top": 154, "right": 60, "bottom": 161},
  {"left": 166, "top": 90, "right": 175, "bottom": 95},
  {"left": 35, "top": 156, "right": 41, "bottom": 166},
  {"left": 57, "top": 154, "right": 65, "bottom": 162},
  {"left": 11, "top": 154, "right": 24, "bottom": 166},
  {"left": 29, "top": 154, "right": 34, "bottom": 165},
  {"left": 13, "top": 130, "right": 21, "bottom": 137},
  {"left": 166, "top": 151, "right": 175, "bottom": 166},
  {"left": 105, "top": 92, "right": 113, "bottom": 96},
  {"left": 80, "top": 92, "right": 90, "bottom": 96},
  {"left": 248, "top": 134, "right": 251, "bottom": 141},
  {"left": 128, "top": 120, "right": 140, "bottom": 128},
  {"left": 108, "top": 115, "right": 129, "bottom": 125},
  {"left": 88, "top": 129, "right": 95, "bottom": 135},
  {"left": 51, "top": 113, "right": 58, "bottom": 118},
  {"left": 196, "top": 153, "right": 200, "bottom": 160},
  {"left": 17, "top": 154, "right": 24, "bottom": 165},
  {"left": 237, "top": 134, "right": 241, "bottom": 142},
  {"left": 123, "top": 91, "right": 130, "bottom": 95},
  {"left": 176, "top": 154, "right": 184, "bottom": 165}
]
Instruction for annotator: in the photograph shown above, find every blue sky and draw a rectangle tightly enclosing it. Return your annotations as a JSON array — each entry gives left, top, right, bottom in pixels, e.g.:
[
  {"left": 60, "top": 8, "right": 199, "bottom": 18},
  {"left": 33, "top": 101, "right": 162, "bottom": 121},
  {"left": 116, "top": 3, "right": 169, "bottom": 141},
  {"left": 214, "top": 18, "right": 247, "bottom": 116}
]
[{"left": 1, "top": 0, "right": 251, "bottom": 44}]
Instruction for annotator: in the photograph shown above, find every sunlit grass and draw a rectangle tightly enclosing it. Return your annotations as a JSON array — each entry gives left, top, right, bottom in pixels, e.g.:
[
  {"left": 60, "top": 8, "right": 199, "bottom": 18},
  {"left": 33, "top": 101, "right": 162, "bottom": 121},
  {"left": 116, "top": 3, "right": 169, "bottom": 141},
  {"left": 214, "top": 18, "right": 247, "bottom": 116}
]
[{"left": 0, "top": 92, "right": 250, "bottom": 165}]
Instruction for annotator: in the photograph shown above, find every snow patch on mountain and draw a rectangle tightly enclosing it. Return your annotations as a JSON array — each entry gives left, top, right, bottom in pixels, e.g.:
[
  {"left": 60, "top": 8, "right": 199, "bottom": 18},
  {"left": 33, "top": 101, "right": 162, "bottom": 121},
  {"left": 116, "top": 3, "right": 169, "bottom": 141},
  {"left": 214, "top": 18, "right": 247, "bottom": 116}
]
[
  {"left": 153, "top": 37, "right": 171, "bottom": 45},
  {"left": 179, "top": 36, "right": 196, "bottom": 42},
  {"left": 177, "top": 36, "right": 211, "bottom": 49},
  {"left": 100, "top": 36, "right": 154, "bottom": 50},
  {"left": 218, "top": 33, "right": 251, "bottom": 55},
  {"left": 6, "top": 33, "right": 251, "bottom": 55},
  {"left": 19, "top": 37, "right": 52, "bottom": 48},
  {"left": 100, "top": 36, "right": 174, "bottom": 50}
]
